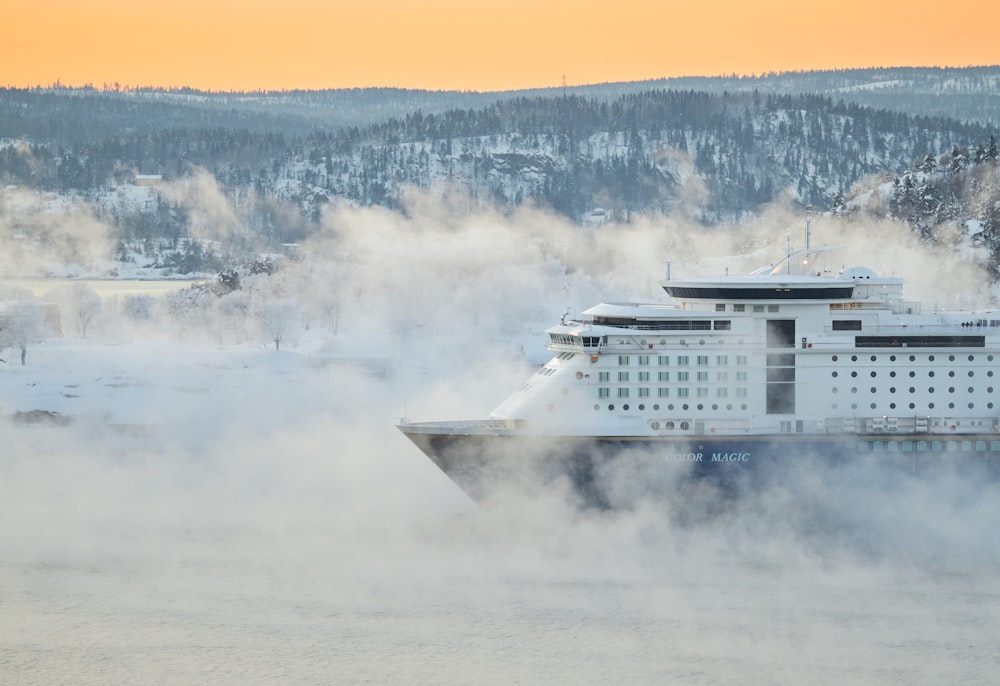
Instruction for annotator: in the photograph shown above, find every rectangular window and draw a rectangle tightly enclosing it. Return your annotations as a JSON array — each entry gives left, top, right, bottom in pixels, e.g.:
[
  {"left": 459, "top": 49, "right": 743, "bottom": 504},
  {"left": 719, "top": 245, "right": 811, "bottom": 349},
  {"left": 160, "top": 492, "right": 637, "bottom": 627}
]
[
  {"left": 598, "top": 371, "right": 610, "bottom": 382},
  {"left": 733, "top": 304, "right": 745, "bottom": 312},
  {"left": 717, "top": 371, "right": 728, "bottom": 383},
  {"left": 677, "top": 388, "right": 690, "bottom": 398},
  {"left": 677, "top": 371, "right": 689, "bottom": 382},
  {"left": 736, "top": 387, "right": 748, "bottom": 398},
  {"left": 617, "top": 387, "right": 630, "bottom": 398},
  {"left": 658, "top": 371, "right": 669, "bottom": 382},
  {"left": 736, "top": 356, "right": 748, "bottom": 366},
  {"left": 716, "top": 387, "right": 728, "bottom": 398},
  {"left": 638, "top": 371, "right": 650, "bottom": 382},
  {"left": 638, "top": 355, "right": 650, "bottom": 366},
  {"left": 697, "top": 388, "right": 709, "bottom": 398},
  {"left": 618, "top": 355, "right": 630, "bottom": 365},
  {"left": 658, "top": 388, "right": 670, "bottom": 398},
  {"left": 832, "top": 320, "right": 863, "bottom": 331},
  {"left": 715, "top": 303, "right": 726, "bottom": 312},
  {"left": 717, "top": 355, "right": 728, "bottom": 366},
  {"left": 697, "top": 355, "right": 708, "bottom": 366},
  {"left": 677, "top": 356, "right": 689, "bottom": 366},
  {"left": 697, "top": 371, "right": 709, "bottom": 381},
  {"left": 658, "top": 355, "right": 670, "bottom": 366},
  {"left": 598, "top": 388, "right": 610, "bottom": 398},
  {"left": 753, "top": 305, "right": 765, "bottom": 313},
  {"left": 713, "top": 320, "right": 732, "bottom": 331},
  {"left": 638, "top": 387, "right": 650, "bottom": 398},
  {"left": 768, "top": 305, "right": 779, "bottom": 312},
  {"left": 736, "top": 371, "right": 748, "bottom": 382},
  {"left": 618, "top": 371, "right": 630, "bottom": 382}
]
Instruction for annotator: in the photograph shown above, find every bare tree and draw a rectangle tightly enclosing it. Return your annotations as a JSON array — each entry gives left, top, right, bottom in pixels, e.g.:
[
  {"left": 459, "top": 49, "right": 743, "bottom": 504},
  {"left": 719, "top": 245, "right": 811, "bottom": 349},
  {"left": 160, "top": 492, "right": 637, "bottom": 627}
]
[
  {"left": 254, "top": 298, "right": 300, "bottom": 351},
  {"left": 0, "top": 301, "right": 47, "bottom": 365}
]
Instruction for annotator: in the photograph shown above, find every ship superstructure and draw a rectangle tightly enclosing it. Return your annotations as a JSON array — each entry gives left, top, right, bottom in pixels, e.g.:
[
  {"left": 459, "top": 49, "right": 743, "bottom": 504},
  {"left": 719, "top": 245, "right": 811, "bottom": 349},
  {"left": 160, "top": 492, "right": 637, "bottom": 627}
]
[{"left": 398, "top": 239, "right": 1000, "bottom": 501}]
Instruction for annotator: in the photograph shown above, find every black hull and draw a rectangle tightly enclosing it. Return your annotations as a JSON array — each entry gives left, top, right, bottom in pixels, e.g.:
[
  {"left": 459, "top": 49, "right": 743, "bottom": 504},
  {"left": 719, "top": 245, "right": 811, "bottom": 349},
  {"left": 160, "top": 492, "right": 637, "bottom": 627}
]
[{"left": 399, "top": 426, "right": 1000, "bottom": 506}]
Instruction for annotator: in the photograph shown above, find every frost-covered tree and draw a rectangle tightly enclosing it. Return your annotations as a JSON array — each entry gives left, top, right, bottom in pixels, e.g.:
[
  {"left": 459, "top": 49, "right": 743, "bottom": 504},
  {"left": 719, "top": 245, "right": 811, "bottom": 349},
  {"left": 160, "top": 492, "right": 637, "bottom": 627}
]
[
  {"left": 0, "top": 300, "right": 47, "bottom": 365},
  {"left": 254, "top": 298, "right": 300, "bottom": 350}
]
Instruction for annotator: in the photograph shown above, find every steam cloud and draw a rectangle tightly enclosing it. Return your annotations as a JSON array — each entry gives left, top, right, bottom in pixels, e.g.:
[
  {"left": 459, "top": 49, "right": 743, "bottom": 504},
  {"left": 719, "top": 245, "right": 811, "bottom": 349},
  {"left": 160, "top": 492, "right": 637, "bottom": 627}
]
[{"left": 2, "top": 190, "right": 999, "bottom": 684}]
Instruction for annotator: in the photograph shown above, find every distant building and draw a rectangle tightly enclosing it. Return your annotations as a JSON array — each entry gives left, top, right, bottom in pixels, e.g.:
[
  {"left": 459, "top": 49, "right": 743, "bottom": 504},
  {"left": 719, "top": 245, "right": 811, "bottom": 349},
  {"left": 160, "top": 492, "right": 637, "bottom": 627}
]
[{"left": 134, "top": 174, "right": 163, "bottom": 186}]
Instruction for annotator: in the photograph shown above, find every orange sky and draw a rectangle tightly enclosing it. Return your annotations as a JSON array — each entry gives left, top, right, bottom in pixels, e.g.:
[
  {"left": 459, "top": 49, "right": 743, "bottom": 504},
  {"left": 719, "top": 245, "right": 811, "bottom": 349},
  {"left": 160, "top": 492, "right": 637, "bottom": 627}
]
[{"left": 4, "top": 0, "right": 999, "bottom": 92}]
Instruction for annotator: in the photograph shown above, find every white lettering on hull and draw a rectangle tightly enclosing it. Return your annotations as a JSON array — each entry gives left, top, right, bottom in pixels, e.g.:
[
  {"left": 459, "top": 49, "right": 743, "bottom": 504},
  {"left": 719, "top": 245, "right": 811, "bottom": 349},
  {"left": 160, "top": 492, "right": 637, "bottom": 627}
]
[
  {"left": 666, "top": 453, "right": 703, "bottom": 462},
  {"left": 711, "top": 452, "right": 750, "bottom": 462}
]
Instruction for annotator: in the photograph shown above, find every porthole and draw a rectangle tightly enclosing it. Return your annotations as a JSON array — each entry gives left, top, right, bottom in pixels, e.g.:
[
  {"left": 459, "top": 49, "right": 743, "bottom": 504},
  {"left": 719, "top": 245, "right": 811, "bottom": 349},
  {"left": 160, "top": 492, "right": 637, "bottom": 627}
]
[
  {"left": 870, "top": 371, "right": 877, "bottom": 378},
  {"left": 989, "top": 403, "right": 995, "bottom": 409},
  {"left": 638, "top": 404, "right": 645, "bottom": 411},
  {"left": 929, "top": 371, "right": 935, "bottom": 377},
  {"left": 890, "top": 387, "right": 897, "bottom": 393},
  {"left": 682, "top": 404, "right": 690, "bottom": 411},
  {"left": 832, "top": 355, "right": 839, "bottom": 362},
  {"left": 969, "top": 403, "right": 975, "bottom": 409},
  {"left": 593, "top": 404, "right": 600, "bottom": 411},
  {"left": 909, "top": 403, "right": 916, "bottom": 409},
  {"left": 726, "top": 404, "right": 733, "bottom": 410},
  {"left": 870, "top": 387, "right": 877, "bottom": 394},
  {"left": 990, "top": 371, "right": 995, "bottom": 378},
  {"left": 851, "top": 387, "right": 858, "bottom": 394},
  {"left": 680, "top": 421, "right": 690, "bottom": 430},
  {"left": 665, "top": 421, "right": 675, "bottom": 430},
  {"left": 889, "top": 403, "right": 897, "bottom": 409},
  {"left": 651, "top": 421, "right": 660, "bottom": 429},
  {"left": 928, "top": 355, "right": 934, "bottom": 362},
  {"left": 949, "top": 403, "right": 955, "bottom": 409},
  {"left": 741, "top": 404, "right": 748, "bottom": 410},
  {"left": 696, "top": 404, "right": 704, "bottom": 410},
  {"left": 699, "top": 339, "right": 705, "bottom": 346},
  {"left": 989, "top": 355, "right": 995, "bottom": 362},
  {"left": 929, "top": 402, "right": 935, "bottom": 409},
  {"left": 909, "top": 371, "right": 916, "bottom": 377},
  {"left": 668, "top": 404, "right": 674, "bottom": 410},
  {"left": 890, "top": 355, "right": 897, "bottom": 362},
  {"left": 653, "top": 404, "right": 660, "bottom": 411},
  {"left": 968, "top": 387, "right": 975, "bottom": 394},
  {"left": 949, "top": 371, "right": 955, "bottom": 377},
  {"left": 989, "top": 387, "right": 994, "bottom": 393},
  {"left": 623, "top": 404, "right": 630, "bottom": 410},
  {"left": 890, "top": 371, "right": 897, "bottom": 378},
  {"left": 870, "top": 403, "right": 877, "bottom": 409},
  {"left": 832, "top": 371, "right": 839, "bottom": 378},
  {"left": 608, "top": 404, "right": 615, "bottom": 410},
  {"left": 576, "top": 371, "right": 584, "bottom": 379},
  {"left": 851, "top": 355, "right": 858, "bottom": 362},
  {"left": 851, "top": 403, "right": 858, "bottom": 410},
  {"left": 969, "top": 355, "right": 975, "bottom": 362},
  {"left": 870, "top": 355, "right": 877, "bottom": 362},
  {"left": 928, "top": 387, "right": 935, "bottom": 393},
  {"left": 969, "top": 371, "right": 975, "bottom": 377},
  {"left": 909, "top": 355, "right": 916, "bottom": 362},
  {"left": 832, "top": 388, "right": 838, "bottom": 394},
  {"left": 909, "top": 387, "right": 915, "bottom": 393},
  {"left": 949, "top": 387, "right": 955, "bottom": 393},
  {"left": 949, "top": 355, "right": 955, "bottom": 362},
  {"left": 851, "top": 371, "right": 859, "bottom": 378},
  {"left": 711, "top": 404, "right": 718, "bottom": 410}
]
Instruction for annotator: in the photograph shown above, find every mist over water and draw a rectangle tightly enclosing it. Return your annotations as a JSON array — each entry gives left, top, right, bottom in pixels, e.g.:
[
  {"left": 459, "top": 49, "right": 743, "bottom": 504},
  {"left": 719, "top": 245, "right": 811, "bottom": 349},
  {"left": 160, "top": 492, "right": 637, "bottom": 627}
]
[{"left": 2, "top": 195, "right": 1000, "bottom": 684}]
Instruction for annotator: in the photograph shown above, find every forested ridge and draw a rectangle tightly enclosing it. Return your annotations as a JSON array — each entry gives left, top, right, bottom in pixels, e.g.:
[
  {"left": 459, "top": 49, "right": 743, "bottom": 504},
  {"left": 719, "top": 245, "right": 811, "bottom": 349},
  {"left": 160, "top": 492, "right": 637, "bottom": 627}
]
[{"left": 1, "top": 68, "right": 999, "bottom": 276}]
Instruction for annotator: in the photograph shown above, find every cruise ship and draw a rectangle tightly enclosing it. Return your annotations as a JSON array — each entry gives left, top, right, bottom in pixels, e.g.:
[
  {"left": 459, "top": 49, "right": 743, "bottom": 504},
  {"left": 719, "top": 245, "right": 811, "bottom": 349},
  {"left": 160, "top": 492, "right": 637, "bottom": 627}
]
[{"left": 398, "top": 234, "right": 1000, "bottom": 502}]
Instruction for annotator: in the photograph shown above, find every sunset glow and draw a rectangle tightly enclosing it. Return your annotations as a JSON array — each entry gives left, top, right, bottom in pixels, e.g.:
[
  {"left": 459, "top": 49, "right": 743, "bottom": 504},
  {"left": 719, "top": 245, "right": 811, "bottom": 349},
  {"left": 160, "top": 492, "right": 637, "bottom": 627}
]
[{"left": 5, "top": 0, "right": 1000, "bottom": 92}]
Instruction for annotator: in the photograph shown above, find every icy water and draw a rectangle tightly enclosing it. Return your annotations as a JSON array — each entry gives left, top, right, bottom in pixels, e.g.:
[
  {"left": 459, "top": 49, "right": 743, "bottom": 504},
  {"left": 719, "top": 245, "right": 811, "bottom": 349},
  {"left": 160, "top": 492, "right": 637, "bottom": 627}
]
[{"left": 3, "top": 430, "right": 999, "bottom": 685}]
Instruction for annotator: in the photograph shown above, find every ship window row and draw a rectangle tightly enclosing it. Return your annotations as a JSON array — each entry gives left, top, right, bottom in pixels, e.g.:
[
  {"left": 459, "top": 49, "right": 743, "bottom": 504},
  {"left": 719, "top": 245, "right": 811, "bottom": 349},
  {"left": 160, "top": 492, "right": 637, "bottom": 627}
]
[
  {"left": 832, "top": 402, "right": 994, "bottom": 411},
  {"left": 592, "top": 317, "right": 732, "bottom": 331},
  {"left": 591, "top": 403, "right": 751, "bottom": 414},
  {"left": 834, "top": 385, "right": 994, "bottom": 394},
  {"left": 832, "top": 354, "right": 993, "bottom": 363},
  {"left": 604, "top": 370, "right": 746, "bottom": 383},
  {"left": 833, "top": 370, "right": 993, "bottom": 379},
  {"left": 617, "top": 354, "right": 745, "bottom": 366},
  {"left": 858, "top": 440, "right": 1000, "bottom": 453},
  {"left": 598, "top": 387, "right": 746, "bottom": 399}
]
